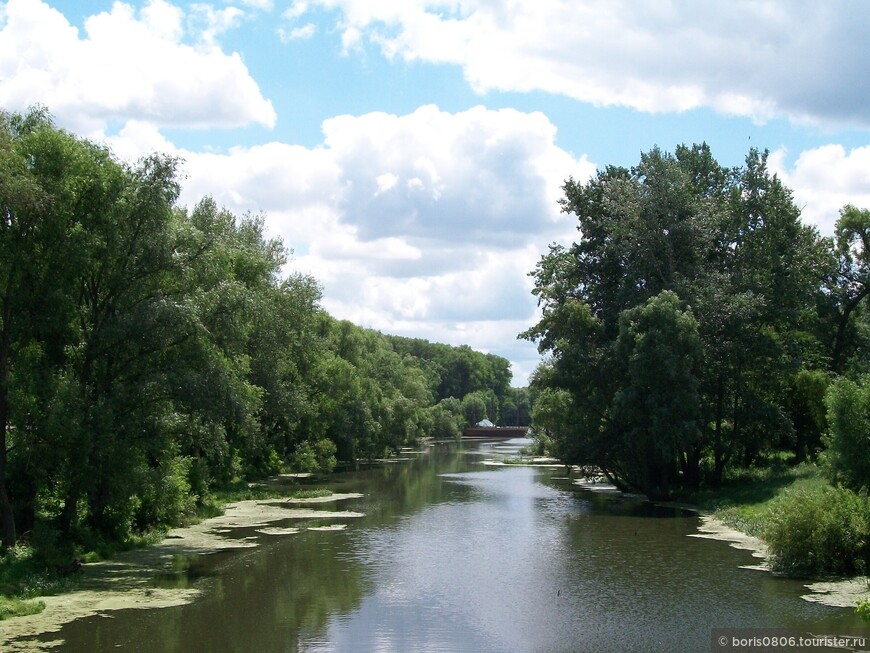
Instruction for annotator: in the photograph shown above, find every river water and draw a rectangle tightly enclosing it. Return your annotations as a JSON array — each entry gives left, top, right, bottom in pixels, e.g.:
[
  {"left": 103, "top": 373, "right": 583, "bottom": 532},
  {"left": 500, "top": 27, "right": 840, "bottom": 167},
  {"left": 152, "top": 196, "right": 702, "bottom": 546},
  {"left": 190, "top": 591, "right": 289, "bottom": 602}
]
[{"left": 24, "top": 439, "right": 865, "bottom": 652}]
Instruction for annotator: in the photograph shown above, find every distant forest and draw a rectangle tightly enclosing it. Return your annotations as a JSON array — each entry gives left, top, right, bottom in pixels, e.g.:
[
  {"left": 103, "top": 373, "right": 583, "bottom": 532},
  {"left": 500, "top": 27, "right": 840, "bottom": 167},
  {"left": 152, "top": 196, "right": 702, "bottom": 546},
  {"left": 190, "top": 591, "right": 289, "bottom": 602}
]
[{"left": 0, "top": 107, "right": 529, "bottom": 549}]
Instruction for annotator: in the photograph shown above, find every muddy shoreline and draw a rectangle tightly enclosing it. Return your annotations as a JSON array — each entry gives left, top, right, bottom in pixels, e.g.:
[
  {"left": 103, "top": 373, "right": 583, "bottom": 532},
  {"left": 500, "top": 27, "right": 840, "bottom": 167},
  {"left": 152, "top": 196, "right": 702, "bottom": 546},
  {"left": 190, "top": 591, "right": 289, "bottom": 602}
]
[
  {"left": 0, "top": 493, "right": 364, "bottom": 652},
  {"left": 690, "top": 513, "right": 868, "bottom": 610},
  {"left": 572, "top": 478, "right": 867, "bottom": 613}
]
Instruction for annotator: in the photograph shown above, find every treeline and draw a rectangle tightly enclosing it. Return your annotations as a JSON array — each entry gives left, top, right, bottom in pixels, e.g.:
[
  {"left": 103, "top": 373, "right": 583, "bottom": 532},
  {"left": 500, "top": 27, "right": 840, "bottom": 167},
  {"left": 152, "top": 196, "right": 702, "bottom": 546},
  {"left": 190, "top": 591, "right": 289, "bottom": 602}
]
[
  {"left": 0, "top": 107, "right": 513, "bottom": 550},
  {"left": 385, "top": 337, "right": 531, "bottom": 427},
  {"left": 524, "top": 143, "right": 870, "bottom": 501}
]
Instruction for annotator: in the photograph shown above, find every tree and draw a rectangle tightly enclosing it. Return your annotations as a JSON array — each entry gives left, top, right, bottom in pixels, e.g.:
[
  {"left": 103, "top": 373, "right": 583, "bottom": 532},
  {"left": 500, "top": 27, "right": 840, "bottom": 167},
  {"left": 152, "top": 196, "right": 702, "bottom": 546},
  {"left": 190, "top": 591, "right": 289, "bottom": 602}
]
[
  {"left": 610, "top": 291, "right": 700, "bottom": 499},
  {"left": 523, "top": 144, "right": 827, "bottom": 492},
  {"left": 428, "top": 399, "right": 462, "bottom": 440},
  {"left": 788, "top": 368, "right": 829, "bottom": 463},
  {"left": 460, "top": 392, "right": 488, "bottom": 427},
  {"left": 826, "top": 206, "right": 870, "bottom": 373},
  {"left": 823, "top": 377, "right": 870, "bottom": 491},
  {"left": 500, "top": 387, "right": 531, "bottom": 427},
  {"left": 0, "top": 107, "right": 55, "bottom": 546}
]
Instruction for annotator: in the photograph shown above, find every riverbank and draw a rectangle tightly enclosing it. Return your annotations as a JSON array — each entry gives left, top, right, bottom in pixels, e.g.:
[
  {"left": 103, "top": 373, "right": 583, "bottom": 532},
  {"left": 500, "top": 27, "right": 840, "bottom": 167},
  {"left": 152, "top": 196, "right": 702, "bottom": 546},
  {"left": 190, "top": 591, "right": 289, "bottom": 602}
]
[
  {"left": 570, "top": 463, "right": 869, "bottom": 612},
  {"left": 692, "top": 514, "right": 868, "bottom": 609},
  {"left": 678, "top": 464, "right": 869, "bottom": 612},
  {"left": 0, "top": 490, "right": 365, "bottom": 653}
]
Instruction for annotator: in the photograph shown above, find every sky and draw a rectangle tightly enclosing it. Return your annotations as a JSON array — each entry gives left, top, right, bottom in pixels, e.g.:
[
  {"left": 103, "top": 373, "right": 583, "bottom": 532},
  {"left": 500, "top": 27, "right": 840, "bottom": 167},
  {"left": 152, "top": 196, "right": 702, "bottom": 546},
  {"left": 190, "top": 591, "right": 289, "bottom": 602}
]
[{"left": 2, "top": 0, "right": 870, "bottom": 385}]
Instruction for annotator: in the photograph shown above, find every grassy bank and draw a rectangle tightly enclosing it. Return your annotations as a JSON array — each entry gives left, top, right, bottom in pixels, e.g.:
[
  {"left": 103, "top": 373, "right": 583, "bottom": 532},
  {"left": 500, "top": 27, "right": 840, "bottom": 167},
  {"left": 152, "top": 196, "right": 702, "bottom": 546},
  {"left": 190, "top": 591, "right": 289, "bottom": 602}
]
[
  {"left": 0, "top": 477, "right": 332, "bottom": 620},
  {"left": 680, "top": 462, "right": 870, "bottom": 618},
  {"left": 0, "top": 541, "right": 81, "bottom": 620},
  {"left": 680, "top": 462, "right": 825, "bottom": 539}
]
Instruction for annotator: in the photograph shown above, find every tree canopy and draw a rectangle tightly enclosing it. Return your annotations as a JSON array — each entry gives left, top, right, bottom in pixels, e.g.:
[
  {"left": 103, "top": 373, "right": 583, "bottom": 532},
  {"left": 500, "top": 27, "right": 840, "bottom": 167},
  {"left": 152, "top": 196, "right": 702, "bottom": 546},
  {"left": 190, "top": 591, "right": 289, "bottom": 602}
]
[
  {"left": 523, "top": 143, "right": 863, "bottom": 499},
  {"left": 0, "top": 108, "right": 516, "bottom": 550}
]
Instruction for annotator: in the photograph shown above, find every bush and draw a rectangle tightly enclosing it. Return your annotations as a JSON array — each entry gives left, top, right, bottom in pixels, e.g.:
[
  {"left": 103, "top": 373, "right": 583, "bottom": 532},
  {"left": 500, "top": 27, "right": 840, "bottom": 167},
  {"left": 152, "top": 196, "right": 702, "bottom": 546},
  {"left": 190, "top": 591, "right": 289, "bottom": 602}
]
[
  {"left": 136, "top": 454, "right": 197, "bottom": 530},
  {"left": 428, "top": 403, "right": 461, "bottom": 440},
  {"left": 823, "top": 377, "right": 870, "bottom": 491},
  {"left": 290, "top": 438, "right": 337, "bottom": 476},
  {"left": 763, "top": 484, "right": 870, "bottom": 576}
]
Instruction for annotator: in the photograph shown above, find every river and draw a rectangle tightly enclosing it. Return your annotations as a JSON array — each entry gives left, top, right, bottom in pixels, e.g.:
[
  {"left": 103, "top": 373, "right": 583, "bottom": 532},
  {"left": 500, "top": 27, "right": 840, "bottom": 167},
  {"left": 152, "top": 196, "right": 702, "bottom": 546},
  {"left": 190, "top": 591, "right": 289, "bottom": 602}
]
[{"left": 16, "top": 438, "right": 866, "bottom": 652}]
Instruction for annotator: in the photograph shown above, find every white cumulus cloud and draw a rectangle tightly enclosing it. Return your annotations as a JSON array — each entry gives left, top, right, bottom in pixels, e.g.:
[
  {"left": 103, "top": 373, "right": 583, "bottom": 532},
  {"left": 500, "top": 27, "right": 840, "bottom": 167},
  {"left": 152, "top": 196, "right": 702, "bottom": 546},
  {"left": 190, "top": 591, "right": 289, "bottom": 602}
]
[
  {"left": 294, "top": 0, "right": 870, "bottom": 128},
  {"left": 101, "top": 104, "right": 592, "bottom": 384},
  {"left": 771, "top": 145, "right": 870, "bottom": 236},
  {"left": 0, "top": 0, "right": 276, "bottom": 136}
]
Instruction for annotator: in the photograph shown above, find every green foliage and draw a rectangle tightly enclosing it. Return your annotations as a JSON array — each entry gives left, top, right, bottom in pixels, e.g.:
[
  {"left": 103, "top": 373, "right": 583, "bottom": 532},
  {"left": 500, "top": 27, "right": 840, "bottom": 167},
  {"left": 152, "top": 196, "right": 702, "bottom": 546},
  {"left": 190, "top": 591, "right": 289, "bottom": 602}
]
[
  {"left": 523, "top": 143, "right": 834, "bottom": 495},
  {"left": 789, "top": 368, "right": 830, "bottom": 462},
  {"left": 529, "top": 386, "right": 578, "bottom": 461},
  {"left": 386, "top": 336, "right": 514, "bottom": 422},
  {"left": 427, "top": 400, "right": 462, "bottom": 440},
  {"left": 0, "top": 596, "right": 45, "bottom": 620},
  {"left": 763, "top": 484, "right": 870, "bottom": 576},
  {"left": 136, "top": 453, "right": 197, "bottom": 530},
  {"left": 857, "top": 596, "right": 870, "bottom": 621},
  {"left": 290, "top": 439, "right": 337, "bottom": 476},
  {"left": 0, "top": 107, "right": 516, "bottom": 558},
  {"left": 823, "top": 377, "right": 870, "bottom": 491},
  {"left": 825, "top": 206, "right": 870, "bottom": 373},
  {"left": 500, "top": 387, "right": 532, "bottom": 427},
  {"left": 460, "top": 391, "right": 489, "bottom": 426},
  {"left": 610, "top": 291, "right": 700, "bottom": 498}
]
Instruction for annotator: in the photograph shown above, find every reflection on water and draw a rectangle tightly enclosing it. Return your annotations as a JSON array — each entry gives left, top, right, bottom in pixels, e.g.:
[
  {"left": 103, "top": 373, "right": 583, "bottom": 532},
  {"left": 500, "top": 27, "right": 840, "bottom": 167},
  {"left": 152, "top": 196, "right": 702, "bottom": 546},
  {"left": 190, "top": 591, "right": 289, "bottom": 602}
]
[{"left": 24, "top": 439, "right": 864, "bottom": 652}]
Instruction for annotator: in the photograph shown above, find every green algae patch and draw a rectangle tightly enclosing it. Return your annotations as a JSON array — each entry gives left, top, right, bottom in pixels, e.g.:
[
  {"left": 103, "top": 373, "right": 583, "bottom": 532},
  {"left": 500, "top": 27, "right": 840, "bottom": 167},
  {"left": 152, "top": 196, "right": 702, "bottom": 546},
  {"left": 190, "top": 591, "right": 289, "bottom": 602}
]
[
  {"left": 688, "top": 514, "right": 768, "bottom": 568},
  {"left": 0, "top": 496, "right": 366, "bottom": 652},
  {"left": 285, "top": 492, "right": 364, "bottom": 504},
  {"left": 802, "top": 578, "right": 869, "bottom": 609},
  {"left": 481, "top": 456, "right": 563, "bottom": 468},
  {"left": 255, "top": 527, "right": 302, "bottom": 536}
]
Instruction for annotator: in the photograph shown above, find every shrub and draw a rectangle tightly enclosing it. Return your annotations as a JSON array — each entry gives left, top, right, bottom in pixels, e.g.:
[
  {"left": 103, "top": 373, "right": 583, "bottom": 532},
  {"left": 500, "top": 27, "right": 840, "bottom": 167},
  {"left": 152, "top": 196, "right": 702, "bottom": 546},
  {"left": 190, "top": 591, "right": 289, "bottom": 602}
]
[
  {"left": 290, "top": 438, "right": 337, "bottom": 476},
  {"left": 823, "top": 377, "right": 870, "bottom": 491},
  {"left": 136, "top": 454, "right": 197, "bottom": 530},
  {"left": 763, "top": 484, "right": 870, "bottom": 576},
  {"left": 427, "top": 403, "right": 461, "bottom": 440}
]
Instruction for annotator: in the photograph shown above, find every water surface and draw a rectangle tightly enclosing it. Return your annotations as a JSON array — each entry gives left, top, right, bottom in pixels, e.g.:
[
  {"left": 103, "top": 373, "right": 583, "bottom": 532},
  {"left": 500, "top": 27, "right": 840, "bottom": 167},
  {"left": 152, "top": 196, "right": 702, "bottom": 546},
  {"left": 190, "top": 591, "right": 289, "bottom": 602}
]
[{"left": 22, "top": 439, "right": 863, "bottom": 652}]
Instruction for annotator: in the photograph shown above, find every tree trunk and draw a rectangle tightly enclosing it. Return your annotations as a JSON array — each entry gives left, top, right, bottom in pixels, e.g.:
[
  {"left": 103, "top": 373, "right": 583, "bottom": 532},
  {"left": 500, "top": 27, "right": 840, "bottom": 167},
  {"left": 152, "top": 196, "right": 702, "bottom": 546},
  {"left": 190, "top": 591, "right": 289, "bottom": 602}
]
[
  {"left": 0, "top": 299, "right": 17, "bottom": 548},
  {"left": 830, "top": 291, "right": 869, "bottom": 373},
  {"left": 0, "top": 416, "right": 16, "bottom": 549},
  {"left": 712, "top": 379, "right": 727, "bottom": 485},
  {"left": 58, "top": 488, "right": 79, "bottom": 536}
]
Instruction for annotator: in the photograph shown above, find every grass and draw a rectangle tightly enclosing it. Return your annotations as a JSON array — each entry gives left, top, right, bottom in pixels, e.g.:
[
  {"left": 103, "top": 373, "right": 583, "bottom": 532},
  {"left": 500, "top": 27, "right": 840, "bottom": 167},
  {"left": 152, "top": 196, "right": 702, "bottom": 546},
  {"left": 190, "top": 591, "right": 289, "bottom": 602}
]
[
  {"left": 0, "top": 595, "right": 45, "bottom": 620},
  {"left": 0, "top": 541, "right": 78, "bottom": 620},
  {"left": 679, "top": 462, "right": 823, "bottom": 537},
  {"left": 197, "top": 478, "right": 333, "bottom": 519}
]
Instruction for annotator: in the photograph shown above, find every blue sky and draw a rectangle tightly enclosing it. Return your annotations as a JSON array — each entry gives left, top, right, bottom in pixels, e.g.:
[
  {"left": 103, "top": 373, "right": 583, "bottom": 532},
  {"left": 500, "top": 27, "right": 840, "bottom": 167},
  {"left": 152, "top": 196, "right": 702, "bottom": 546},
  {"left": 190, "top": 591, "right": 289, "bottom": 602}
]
[{"left": 2, "top": 0, "right": 869, "bottom": 384}]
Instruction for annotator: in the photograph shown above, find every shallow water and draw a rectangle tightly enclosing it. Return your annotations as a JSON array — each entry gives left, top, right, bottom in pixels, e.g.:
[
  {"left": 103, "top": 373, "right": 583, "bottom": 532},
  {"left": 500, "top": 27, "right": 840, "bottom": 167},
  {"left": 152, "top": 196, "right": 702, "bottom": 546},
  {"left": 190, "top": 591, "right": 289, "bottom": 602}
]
[{"left": 18, "top": 439, "right": 866, "bottom": 652}]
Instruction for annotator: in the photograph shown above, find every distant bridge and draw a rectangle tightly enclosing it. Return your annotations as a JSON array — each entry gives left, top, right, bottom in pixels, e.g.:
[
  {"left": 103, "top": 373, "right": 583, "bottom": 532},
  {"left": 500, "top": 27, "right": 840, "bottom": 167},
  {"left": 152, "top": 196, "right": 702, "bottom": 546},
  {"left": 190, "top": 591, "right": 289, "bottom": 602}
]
[{"left": 461, "top": 426, "right": 530, "bottom": 439}]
